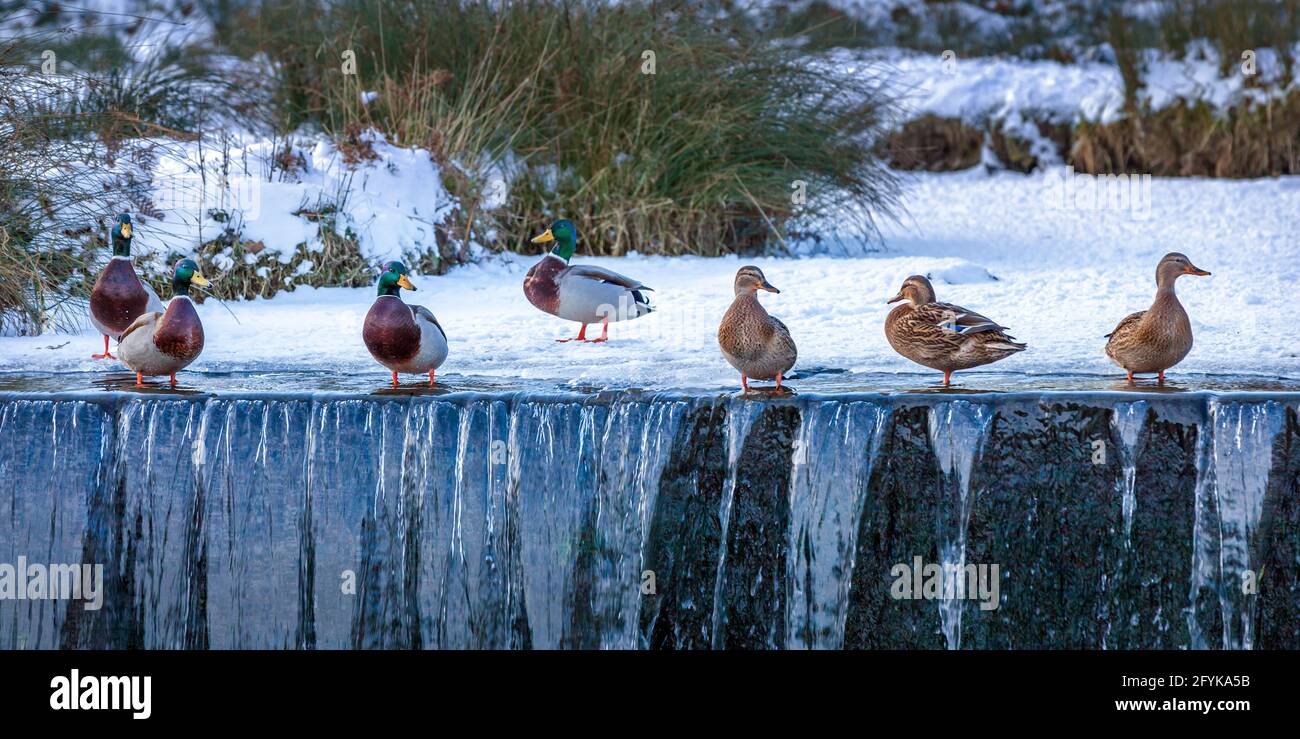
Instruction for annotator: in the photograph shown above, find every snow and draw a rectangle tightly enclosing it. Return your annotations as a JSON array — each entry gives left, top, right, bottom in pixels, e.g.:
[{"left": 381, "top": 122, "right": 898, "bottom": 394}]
[
  {"left": 847, "top": 44, "right": 1300, "bottom": 128},
  {"left": 140, "top": 130, "right": 456, "bottom": 270},
  {"left": 3, "top": 168, "right": 1296, "bottom": 388}
]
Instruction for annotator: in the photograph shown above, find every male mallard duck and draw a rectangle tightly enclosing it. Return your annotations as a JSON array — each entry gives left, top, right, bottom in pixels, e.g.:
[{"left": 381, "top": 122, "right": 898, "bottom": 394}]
[
  {"left": 1105, "top": 252, "right": 1210, "bottom": 384},
  {"left": 363, "top": 261, "right": 448, "bottom": 387},
  {"left": 89, "top": 213, "right": 164, "bottom": 359},
  {"left": 117, "top": 258, "right": 208, "bottom": 386},
  {"left": 524, "top": 219, "right": 652, "bottom": 343},
  {"left": 717, "top": 266, "right": 797, "bottom": 392},
  {"left": 885, "top": 274, "right": 1026, "bottom": 386}
]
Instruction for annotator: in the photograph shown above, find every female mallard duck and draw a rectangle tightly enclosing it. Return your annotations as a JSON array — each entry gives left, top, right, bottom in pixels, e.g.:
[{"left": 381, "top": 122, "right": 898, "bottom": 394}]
[
  {"left": 89, "top": 213, "right": 163, "bottom": 359},
  {"left": 1105, "top": 252, "right": 1210, "bottom": 384},
  {"left": 524, "top": 219, "right": 652, "bottom": 343},
  {"left": 717, "top": 266, "right": 797, "bottom": 392},
  {"left": 885, "top": 274, "right": 1026, "bottom": 386},
  {"left": 117, "top": 258, "right": 208, "bottom": 386},
  {"left": 363, "top": 261, "right": 448, "bottom": 387}
]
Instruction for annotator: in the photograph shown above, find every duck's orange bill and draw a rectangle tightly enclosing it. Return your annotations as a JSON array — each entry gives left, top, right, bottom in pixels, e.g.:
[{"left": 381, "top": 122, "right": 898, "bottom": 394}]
[{"left": 397, "top": 274, "right": 417, "bottom": 290}]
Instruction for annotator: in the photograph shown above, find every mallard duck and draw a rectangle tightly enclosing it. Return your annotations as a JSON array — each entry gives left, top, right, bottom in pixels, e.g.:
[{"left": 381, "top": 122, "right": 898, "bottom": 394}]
[
  {"left": 524, "top": 219, "right": 652, "bottom": 343},
  {"left": 89, "top": 213, "right": 164, "bottom": 359},
  {"left": 885, "top": 274, "right": 1026, "bottom": 386},
  {"left": 1105, "top": 252, "right": 1210, "bottom": 384},
  {"left": 117, "top": 258, "right": 208, "bottom": 386},
  {"left": 717, "top": 266, "right": 797, "bottom": 392},
  {"left": 363, "top": 261, "right": 448, "bottom": 387}
]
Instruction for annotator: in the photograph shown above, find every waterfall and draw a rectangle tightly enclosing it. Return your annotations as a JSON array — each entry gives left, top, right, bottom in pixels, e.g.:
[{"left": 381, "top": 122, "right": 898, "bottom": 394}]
[
  {"left": 709, "top": 399, "right": 762, "bottom": 648},
  {"left": 1, "top": 392, "right": 1293, "bottom": 649},
  {"left": 927, "top": 401, "right": 993, "bottom": 650},
  {"left": 1111, "top": 401, "right": 1148, "bottom": 544},
  {"left": 786, "top": 401, "right": 890, "bottom": 649},
  {"left": 1187, "top": 400, "right": 1285, "bottom": 650}
]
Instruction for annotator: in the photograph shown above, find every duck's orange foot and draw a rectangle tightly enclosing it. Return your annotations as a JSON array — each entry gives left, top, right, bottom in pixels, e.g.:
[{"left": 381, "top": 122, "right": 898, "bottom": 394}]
[
  {"left": 585, "top": 337, "right": 608, "bottom": 344},
  {"left": 391, "top": 371, "right": 399, "bottom": 387},
  {"left": 91, "top": 352, "right": 117, "bottom": 360},
  {"left": 135, "top": 372, "right": 144, "bottom": 387},
  {"left": 558, "top": 324, "right": 589, "bottom": 343},
  {"left": 428, "top": 369, "right": 436, "bottom": 386}
]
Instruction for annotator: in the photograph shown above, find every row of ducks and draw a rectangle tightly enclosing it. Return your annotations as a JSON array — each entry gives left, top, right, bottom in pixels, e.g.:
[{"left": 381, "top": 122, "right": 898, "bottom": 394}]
[{"left": 90, "top": 215, "right": 1210, "bottom": 389}]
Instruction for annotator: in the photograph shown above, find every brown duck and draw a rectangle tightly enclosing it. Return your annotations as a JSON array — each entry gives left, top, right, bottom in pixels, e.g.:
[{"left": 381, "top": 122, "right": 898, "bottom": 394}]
[
  {"left": 885, "top": 274, "right": 1026, "bottom": 386},
  {"left": 718, "top": 266, "right": 797, "bottom": 392},
  {"left": 89, "top": 213, "right": 163, "bottom": 359},
  {"left": 1105, "top": 252, "right": 1210, "bottom": 383},
  {"left": 117, "top": 259, "right": 208, "bottom": 386}
]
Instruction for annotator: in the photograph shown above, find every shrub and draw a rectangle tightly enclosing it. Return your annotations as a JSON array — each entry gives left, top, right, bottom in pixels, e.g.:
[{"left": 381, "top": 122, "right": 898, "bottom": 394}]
[{"left": 241, "top": 0, "right": 901, "bottom": 256}]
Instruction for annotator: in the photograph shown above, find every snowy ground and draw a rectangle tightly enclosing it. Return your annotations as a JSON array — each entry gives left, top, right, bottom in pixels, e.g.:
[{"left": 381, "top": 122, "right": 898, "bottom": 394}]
[{"left": 3, "top": 168, "right": 1296, "bottom": 389}]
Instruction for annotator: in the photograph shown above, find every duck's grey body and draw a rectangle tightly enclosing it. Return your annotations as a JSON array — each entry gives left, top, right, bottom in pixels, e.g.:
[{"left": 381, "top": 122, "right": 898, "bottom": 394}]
[
  {"left": 117, "top": 296, "right": 205, "bottom": 376},
  {"left": 363, "top": 296, "right": 449, "bottom": 375}
]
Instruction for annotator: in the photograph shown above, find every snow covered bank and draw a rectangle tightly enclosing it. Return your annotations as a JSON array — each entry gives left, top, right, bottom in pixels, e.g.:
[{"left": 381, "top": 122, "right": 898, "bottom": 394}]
[{"left": 3, "top": 169, "right": 1296, "bottom": 388}]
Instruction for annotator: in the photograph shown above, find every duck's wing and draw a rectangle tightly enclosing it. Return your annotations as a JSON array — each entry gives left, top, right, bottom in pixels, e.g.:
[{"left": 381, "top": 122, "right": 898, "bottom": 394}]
[
  {"left": 563, "top": 264, "right": 653, "bottom": 291},
  {"left": 142, "top": 279, "right": 166, "bottom": 313},
  {"left": 1105, "top": 310, "right": 1145, "bottom": 341},
  {"left": 410, "top": 304, "right": 447, "bottom": 342},
  {"left": 930, "top": 302, "right": 1011, "bottom": 335},
  {"left": 118, "top": 311, "right": 161, "bottom": 342}
]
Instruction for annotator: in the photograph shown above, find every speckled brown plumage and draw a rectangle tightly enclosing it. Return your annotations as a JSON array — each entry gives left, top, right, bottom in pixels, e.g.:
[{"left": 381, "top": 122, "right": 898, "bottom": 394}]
[
  {"left": 884, "top": 275, "right": 1025, "bottom": 381},
  {"left": 717, "top": 266, "right": 797, "bottom": 383},
  {"left": 1104, "top": 252, "right": 1209, "bottom": 378}
]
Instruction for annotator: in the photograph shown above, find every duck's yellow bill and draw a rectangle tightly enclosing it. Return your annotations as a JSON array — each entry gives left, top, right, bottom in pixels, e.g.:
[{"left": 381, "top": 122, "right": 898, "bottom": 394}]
[
  {"left": 120, "top": 224, "right": 132, "bottom": 239},
  {"left": 397, "top": 274, "right": 417, "bottom": 290},
  {"left": 190, "top": 272, "right": 210, "bottom": 287},
  {"left": 531, "top": 229, "right": 554, "bottom": 244}
]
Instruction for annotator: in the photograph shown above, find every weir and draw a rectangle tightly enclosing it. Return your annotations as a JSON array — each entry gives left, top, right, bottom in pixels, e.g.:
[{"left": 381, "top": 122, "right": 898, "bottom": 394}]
[{"left": 0, "top": 389, "right": 1296, "bottom": 650}]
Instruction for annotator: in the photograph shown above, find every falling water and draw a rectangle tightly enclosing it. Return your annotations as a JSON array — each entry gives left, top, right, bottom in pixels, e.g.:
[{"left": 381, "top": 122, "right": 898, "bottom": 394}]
[
  {"left": 1187, "top": 400, "right": 1285, "bottom": 650},
  {"left": 709, "top": 399, "right": 762, "bottom": 649},
  {"left": 927, "top": 401, "right": 993, "bottom": 650},
  {"left": 1, "top": 392, "right": 1293, "bottom": 649},
  {"left": 1111, "top": 401, "right": 1149, "bottom": 544},
  {"left": 785, "top": 401, "right": 890, "bottom": 649}
]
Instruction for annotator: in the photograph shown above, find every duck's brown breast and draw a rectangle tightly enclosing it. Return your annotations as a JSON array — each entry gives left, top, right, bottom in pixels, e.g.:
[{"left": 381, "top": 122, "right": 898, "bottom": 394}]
[
  {"left": 155, "top": 297, "right": 205, "bottom": 362},
  {"left": 90, "top": 259, "right": 149, "bottom": 334},
  {"left": 363, "top": 296, "right": 420, "bottom": 363},
  {"left": 523, "top": 257, "right": 564, "bottom": 315}
]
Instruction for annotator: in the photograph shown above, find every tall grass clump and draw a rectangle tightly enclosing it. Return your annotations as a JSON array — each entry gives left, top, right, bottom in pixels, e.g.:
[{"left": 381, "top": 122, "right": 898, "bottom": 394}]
[
  {"left": 252, "top": 0, "right": 899, "bottom": 256},
  {"left": 0, "top": 31, "right": 200, "bottom": 333}
]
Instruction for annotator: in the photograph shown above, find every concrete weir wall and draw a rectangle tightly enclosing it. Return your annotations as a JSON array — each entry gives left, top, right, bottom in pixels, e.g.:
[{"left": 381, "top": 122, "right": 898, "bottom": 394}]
[{"left": 0, "top": 391, "right": 1296, "bottom": 649}]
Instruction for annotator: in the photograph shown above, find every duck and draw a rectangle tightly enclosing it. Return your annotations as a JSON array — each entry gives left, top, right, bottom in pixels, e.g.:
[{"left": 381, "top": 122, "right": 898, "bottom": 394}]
[
  {"left": 117, "top": 258, "right": 208, "bottom": 386},
  {"left": 885, "top": 274, "right": 1026, "bottom": 386},
  {"left": 524, "top": 219, "right": 652, "bottom": 343},
  {"left": 717, "top": 266, "right": 797, "bottom": 392},
  {"left": 88, "top": 213, "right": 164, "bottom": 359},
  {"left": 362, "top": 261, "right": 448, "bottom": 387},
  {"left": 1105, "top": 252, "right": 1210, "bottom": 384}
]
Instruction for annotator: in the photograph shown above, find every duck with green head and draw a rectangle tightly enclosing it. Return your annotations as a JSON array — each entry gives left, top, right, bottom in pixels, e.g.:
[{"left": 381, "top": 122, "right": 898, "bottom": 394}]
[
  {"left": 524, "top": 219, "right": 653, "bottom": 343},
  {"left": 363, "top": 261, "right": 448, "bottom": 386},
  {"left": 89, "top": 213, "right": 164, "bottom": 359},
  {"left": 117, "top": 258, "right": 208, "bottom": 386}
]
